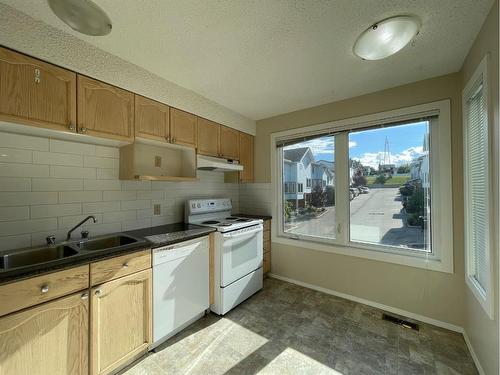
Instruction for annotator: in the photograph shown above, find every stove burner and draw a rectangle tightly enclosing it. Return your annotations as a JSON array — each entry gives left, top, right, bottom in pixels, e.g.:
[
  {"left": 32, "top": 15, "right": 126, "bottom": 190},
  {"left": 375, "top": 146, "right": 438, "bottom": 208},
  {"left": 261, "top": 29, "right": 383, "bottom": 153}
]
[
  {"left": 202, "top": 220, "right": 220, "bottom": 224},
  {"left": 236, "top": 218, "right": 251, "bottom": 222},
  {"left": 225, "top": 217, "right": 238, "bottom": 220},
  {"left": 217, "top": 223, "right": 232, "bottom": 227}
]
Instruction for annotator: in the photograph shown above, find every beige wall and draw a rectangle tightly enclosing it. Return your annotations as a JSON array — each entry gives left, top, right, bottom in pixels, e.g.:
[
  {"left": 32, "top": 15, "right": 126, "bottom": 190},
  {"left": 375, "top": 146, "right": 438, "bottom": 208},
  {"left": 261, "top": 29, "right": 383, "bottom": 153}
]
[
  {"left": 460, "top": 1, "right": 499, "bottom": 374},
  {"left": 0, "top": 4, "right": 256, "bottom": 135},
  {"left": 257, "top": 72, "right": 466, "bottom": 327}
]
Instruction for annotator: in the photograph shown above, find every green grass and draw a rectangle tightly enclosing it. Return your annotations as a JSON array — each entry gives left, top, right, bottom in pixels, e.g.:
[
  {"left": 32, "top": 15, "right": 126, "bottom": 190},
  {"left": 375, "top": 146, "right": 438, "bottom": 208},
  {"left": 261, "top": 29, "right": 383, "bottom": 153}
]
[{"left": 364, "top": 175, "right": 410, "bottom": 186}]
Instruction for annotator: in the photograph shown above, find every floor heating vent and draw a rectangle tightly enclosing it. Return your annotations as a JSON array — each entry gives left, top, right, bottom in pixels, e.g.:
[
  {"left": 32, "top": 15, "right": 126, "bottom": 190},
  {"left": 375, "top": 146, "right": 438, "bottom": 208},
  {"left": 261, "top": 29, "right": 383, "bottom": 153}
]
[{"left": 382, "top": 313, "right": 419, "bottom": 331}]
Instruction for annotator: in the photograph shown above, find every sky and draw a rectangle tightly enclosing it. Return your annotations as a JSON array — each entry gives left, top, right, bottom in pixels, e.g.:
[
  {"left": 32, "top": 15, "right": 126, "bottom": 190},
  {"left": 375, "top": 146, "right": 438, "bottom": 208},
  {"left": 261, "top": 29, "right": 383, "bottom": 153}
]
[{"left": 285, "top": 121, "right": 428, "bottom": 168}]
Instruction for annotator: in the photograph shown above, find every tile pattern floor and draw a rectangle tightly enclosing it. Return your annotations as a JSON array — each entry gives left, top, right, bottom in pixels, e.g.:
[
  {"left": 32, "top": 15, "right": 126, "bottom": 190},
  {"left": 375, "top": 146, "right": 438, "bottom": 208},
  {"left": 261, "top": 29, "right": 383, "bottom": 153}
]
[{"left": 122, "top": 278, "right": 478, "bottom": 375}]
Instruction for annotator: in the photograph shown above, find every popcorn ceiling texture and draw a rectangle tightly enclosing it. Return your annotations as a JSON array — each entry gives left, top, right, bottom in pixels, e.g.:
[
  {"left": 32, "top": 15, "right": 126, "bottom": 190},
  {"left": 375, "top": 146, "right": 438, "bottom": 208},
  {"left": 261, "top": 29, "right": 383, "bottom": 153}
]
[{"left": 0, "top": 3, "right": 255, "bottom": 135}]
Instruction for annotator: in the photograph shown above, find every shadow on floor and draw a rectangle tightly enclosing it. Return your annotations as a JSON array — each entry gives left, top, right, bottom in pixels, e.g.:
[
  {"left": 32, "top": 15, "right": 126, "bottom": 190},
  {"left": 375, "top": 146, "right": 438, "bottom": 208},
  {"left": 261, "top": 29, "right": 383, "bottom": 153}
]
[{"left": 122, "top": 278, "right": 478, "bottom": 375}]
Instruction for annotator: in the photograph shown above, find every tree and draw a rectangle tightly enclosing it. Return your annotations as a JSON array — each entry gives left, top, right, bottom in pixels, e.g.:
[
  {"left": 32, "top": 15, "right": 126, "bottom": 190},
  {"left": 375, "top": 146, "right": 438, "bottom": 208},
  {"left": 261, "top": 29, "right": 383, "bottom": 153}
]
[
  {"left": 352, "top": 169, "right": 367, "bottom": 187},
  {"left": 325, "top": 186, "right": 335, "bottom": 206},
  {"left": 397, "top": 164, "right": 411, "bottom": 174},
  {"left": 310, "top": 185, "right": 327, "bottom": 208}
]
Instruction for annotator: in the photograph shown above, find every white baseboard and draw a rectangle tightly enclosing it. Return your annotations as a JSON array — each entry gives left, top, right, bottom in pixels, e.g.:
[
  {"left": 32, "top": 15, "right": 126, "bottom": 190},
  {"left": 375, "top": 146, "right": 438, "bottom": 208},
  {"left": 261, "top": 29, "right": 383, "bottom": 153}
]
[
  {"left": 463, "top": 331, "right": 486, "bottom": 375},
  {"left": 268, "top": 273, "right": 464, "bottom": 333},
  {"left": 268, "top": 273, "right": 488, "bottom": 374}
]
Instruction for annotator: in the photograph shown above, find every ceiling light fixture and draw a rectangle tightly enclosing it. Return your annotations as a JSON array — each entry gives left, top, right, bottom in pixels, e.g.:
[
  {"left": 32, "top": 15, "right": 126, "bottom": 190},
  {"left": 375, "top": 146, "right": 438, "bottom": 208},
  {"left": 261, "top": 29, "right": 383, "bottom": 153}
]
[
  {"left": 353, "top": 16, "right": 420, "bottom": 60},
  {"left": 48, "top": 0, "right": 112, "bottom": 36}
]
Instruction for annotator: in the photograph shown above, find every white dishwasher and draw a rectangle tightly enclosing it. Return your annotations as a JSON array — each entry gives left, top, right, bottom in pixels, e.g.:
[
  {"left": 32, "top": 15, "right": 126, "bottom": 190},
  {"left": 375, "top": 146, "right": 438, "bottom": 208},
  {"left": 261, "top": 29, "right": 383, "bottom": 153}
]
[{"left": 152, "top": 236, "right": 209, "bottom": 349}]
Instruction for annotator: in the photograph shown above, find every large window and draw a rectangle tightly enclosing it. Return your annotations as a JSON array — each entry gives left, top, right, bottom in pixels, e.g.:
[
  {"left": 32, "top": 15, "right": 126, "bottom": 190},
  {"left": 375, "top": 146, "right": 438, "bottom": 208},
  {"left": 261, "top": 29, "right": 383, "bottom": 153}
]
[
  {"left": 349, "top": 122, "right": 431, "bottom": 252},
  {"left": 463, "top": 56, "right": 493, "bottom": 318},
  {"left": 273, "top": 101, "right": 453, "bottom": 272},
  {"left": 281, "top": 134, "right": 336, "bottom": 240}
]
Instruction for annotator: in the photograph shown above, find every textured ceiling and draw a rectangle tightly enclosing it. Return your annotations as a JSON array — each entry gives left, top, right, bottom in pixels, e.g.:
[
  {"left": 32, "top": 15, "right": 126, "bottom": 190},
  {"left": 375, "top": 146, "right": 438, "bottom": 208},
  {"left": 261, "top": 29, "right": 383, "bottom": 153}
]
[{"left": 0, "top": 0, "right": 494, "bottom": 120}]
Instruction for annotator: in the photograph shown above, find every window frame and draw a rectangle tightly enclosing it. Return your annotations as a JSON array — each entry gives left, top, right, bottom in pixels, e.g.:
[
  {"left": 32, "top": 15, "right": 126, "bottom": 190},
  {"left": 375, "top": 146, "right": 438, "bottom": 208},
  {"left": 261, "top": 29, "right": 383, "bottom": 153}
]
[
  {"left": 271, "top": 100, "right": 453, "bottom": 273},
  {"left": 462, "top": 55, "right": 494, "bottom": 319}
]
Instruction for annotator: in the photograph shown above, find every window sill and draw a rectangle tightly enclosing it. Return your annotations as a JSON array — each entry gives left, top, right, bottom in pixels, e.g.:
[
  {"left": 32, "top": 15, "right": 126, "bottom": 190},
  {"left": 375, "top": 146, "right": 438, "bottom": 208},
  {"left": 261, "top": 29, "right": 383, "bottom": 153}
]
[{"left": 272, "top": 235, "right": 453, "bottom": 274}]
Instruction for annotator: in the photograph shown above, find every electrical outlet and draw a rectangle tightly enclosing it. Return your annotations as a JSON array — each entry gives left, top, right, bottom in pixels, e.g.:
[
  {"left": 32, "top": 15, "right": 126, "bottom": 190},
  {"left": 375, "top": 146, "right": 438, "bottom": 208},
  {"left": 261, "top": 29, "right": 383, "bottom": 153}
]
[
  {"left": 154, "top": 156, "right": 162, "bottom": 167},
  {"left": 153, "top": 204, "right": 161, "bottom": 215}
]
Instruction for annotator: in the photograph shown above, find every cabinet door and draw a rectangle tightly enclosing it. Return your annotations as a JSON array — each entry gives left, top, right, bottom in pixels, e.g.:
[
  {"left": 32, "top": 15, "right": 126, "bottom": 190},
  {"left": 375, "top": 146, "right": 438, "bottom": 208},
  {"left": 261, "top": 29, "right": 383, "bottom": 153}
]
[
  {"left": 197, "top": 117, "right": 220, "bottom": 157},
  {"left": 135, "top": 95, "right": 170, "bottom": 142},
  {"left": 0, "top": 291, "right": 89, "bottom": 375},
  {"left": 170, "top": 108, "right": 197, "bottom": 147},
  {"left": 219, "top": 126, "right": 240, "bottom": 160},
  {"left": 91, "top": 269, "right": 152, "bottom": 375},
  {"left": 239, "top": 132, "right": 254, "bottom": 182},
  {"left": 77, "top": 75, "right": 134, "bottom": 141},
  {"left": 0, "top": 47, "right": 76, "bottom": 132}
]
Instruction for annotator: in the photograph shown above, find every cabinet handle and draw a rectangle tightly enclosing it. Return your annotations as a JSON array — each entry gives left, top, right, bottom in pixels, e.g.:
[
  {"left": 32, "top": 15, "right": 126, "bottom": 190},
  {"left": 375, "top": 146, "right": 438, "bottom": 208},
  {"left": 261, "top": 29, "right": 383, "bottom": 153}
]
[
  {"left": 79, "top": 127, "right": 87, "bottom": 134},
  {"left": 40, "top": 285, "right": 49, "bottom": 293},
  {"left": 34, "top": 68, "right": 41, "bottom": 84},
  {"left": 122, "top": 263, "right": 129, "bottom": 269},
  {"left": 165, "top": 136, "right": 170, "bottom": 142},
  {"left": 81, "top": 292, "right": 89, "bottom": 300},
  {"left": 171, "top": 138, "right": 176, "bottom": 143},
  {"left": 68, "top": 123, "right": 76, "bottom": 131},
  {"left": 95, "top": 289, "right": 102, "bottom": 296}
]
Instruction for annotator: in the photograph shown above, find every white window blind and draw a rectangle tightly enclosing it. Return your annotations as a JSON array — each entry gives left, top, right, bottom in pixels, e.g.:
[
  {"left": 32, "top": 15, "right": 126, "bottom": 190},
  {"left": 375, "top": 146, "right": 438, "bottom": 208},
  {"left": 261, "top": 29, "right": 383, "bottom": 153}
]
[{"left": 465, "top": 78, "right": 490, "bottom": 293}]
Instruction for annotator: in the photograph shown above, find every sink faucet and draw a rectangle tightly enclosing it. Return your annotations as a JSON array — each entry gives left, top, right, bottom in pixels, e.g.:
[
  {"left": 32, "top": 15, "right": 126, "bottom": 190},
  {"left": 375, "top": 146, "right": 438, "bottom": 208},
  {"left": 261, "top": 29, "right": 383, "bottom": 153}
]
[{"left": 66, "top": 215, "right": 97, "bottom": 241}]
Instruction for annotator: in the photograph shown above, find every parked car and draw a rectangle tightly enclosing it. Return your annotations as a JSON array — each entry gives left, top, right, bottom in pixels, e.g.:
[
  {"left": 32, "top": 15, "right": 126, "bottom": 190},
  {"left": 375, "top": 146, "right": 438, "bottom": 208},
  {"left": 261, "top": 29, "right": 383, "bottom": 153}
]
[
  {"left": 360, "top": 186, "right": 370, "bottom": 194},
  {"left": 349, "top": 187, "right": 358, "bottom": 199}
]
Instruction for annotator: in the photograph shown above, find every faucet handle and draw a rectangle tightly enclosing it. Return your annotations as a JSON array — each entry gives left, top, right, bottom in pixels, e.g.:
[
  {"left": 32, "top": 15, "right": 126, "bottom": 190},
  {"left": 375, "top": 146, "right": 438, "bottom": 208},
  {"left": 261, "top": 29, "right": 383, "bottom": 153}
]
[
  {"left": 81, "top": 230, "right": 90, "bottom": 239},
  {"left": 46, "top": 235, "right": 56, "bottom": 246}
]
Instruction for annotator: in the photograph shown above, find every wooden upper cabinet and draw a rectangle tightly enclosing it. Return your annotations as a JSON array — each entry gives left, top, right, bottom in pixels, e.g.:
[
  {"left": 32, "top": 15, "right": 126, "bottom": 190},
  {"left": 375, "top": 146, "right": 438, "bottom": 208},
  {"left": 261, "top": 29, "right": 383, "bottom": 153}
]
[
  {"left": 77, "top": 75, "right": 134, "bottom": 141},
  {"left": 0, "top": 291, "right": 89, "bottom": 375},
  {"left": 170, "top": 108, "right": 197, "bottom": 148},
  {"left": 91, "top": 269, "right": 152, "bottom": 375},
  {"left": 0, "top": 47, "right": 76, "bottom": 132},
  {"left": 239, "top": 132, "right": 254, "bottom": 182},
  {"left": 197, "top": 118, "right": 220, "bottom": 157},
  {"left": 135, "top": 95, "right": 170, "bottom": 142},
  {"left": 219, "top": 126, "right": 240, "bottom": 160}
]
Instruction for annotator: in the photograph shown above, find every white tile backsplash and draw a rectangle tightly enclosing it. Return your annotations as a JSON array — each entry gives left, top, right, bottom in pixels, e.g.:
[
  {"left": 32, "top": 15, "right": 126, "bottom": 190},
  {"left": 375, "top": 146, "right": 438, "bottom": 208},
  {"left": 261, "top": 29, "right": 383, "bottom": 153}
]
[
  {"left": 0, "top": 177, "right": 31, "bottom": 191},
  {"left": 0, "top": 131, "right": 242, "bottom": 251}
]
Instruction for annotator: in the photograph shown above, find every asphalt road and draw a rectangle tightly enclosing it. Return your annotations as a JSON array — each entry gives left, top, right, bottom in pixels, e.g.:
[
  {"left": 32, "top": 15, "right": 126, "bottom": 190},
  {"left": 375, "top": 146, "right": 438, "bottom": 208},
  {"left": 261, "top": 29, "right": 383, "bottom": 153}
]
[{"left": 287, "top": 188, "right": 427, "bottom": 248}]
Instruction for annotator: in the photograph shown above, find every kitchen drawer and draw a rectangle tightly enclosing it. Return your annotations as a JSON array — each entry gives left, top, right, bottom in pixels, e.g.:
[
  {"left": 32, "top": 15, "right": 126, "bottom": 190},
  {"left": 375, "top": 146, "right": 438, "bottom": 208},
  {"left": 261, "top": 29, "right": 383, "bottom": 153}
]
[
  {"left": 263, "top": 251, "right": 271, "bottom": 274},
  {"left": 263, "top": 219, "right": 271, "bottom": 232},
  {"left": 90, "top": 249, "right": 151, "bottom": 286},
  {"left": 263, "top": 230, "right": 270, "bottom": 243},
  {"left": 0, "top": 265, "right": 89, "bottom": 317}
]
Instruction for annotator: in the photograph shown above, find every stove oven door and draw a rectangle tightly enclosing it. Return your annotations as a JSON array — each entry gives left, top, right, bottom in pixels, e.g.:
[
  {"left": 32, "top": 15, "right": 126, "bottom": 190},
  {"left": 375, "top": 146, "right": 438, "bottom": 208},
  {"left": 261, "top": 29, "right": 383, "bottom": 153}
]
[{"left": 220, "top": 224, "right": 263, "bottom": 287}]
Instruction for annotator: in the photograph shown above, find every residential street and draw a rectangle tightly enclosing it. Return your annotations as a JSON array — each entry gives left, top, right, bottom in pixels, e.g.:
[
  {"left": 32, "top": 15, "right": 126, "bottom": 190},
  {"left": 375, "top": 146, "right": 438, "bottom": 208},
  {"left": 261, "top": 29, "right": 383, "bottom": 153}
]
[{"left": 287, "top": 187, "right": 427, "bottom": 249}]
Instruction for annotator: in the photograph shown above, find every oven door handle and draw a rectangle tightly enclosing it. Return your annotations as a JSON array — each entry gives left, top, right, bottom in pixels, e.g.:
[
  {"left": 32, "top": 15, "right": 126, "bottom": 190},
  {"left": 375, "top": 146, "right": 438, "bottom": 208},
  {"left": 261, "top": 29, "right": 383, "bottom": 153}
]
[{"left": 222, "top": 225, "right": 263, "bottom": 238}]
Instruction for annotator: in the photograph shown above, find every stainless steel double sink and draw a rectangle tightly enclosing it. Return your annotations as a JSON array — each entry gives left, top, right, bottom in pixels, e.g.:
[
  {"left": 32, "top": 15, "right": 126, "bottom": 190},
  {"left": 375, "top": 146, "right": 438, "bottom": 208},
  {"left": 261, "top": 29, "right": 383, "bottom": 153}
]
[{"left": 0, "top": 234, "right": 141, "bottom": 272}]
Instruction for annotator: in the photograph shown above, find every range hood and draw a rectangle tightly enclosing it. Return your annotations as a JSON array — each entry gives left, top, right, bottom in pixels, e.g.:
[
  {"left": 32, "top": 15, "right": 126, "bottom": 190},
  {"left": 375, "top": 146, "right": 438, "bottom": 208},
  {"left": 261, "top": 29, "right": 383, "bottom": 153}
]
[{"left": 197, "top": 155, "right": 243, "bottom": 172}]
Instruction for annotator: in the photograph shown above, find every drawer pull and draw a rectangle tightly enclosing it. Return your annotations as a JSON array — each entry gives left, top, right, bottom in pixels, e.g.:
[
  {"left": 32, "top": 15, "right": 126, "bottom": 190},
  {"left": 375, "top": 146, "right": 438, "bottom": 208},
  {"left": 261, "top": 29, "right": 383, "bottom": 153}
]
[
  {"left": 122, "top": 263, "right": 129, "bottom": 268},
  {"left": 40, "top": 285, "right": 49, "bottom": 293},
  {"left": 81, "top": 292, "right": 89, "bottom": 300},
  {"left": 95, "top": 289, "right": 102, "bottom": 296}
]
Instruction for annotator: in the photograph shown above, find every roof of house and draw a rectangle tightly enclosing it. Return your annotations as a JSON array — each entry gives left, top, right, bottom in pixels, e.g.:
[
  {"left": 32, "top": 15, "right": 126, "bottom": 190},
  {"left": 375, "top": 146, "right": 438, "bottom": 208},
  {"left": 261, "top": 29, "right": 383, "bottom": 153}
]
[{"left": 283, "top": 147, "right": 311, "bottom": 163}]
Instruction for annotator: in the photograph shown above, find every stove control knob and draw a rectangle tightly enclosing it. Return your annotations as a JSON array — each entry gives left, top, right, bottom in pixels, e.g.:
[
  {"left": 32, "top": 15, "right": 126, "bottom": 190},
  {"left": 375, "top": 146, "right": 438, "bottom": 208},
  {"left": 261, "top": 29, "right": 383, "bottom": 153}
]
[{"left": 197, "top": 203, "right": 201, "bottom": 208}]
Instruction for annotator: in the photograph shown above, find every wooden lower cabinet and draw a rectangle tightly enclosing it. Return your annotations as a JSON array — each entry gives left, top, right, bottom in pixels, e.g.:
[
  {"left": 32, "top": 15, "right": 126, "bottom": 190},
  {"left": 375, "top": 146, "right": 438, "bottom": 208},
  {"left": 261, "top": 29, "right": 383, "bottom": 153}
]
[
  {"left": 91, "top": 269, "right": 152, "bottom": 375},
  {"left": 0, "top": 291, "right": 89, "bottom": 375},
  {"left": 263, "top": 219, "right": 271, "bottom": 276}
]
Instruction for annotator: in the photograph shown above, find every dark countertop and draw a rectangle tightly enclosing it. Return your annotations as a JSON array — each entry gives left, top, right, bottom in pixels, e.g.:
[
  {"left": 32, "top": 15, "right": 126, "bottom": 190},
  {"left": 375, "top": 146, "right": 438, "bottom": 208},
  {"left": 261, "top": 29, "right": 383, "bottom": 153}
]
[
  {"left": 0, "top": 223, "right": 215, "bottom": 285},
  {"left": 125, "top": 223, "right": 215, "bottom": 248},
  {"left": 235, "top": 213, "right": 272, "bottom": 221}
]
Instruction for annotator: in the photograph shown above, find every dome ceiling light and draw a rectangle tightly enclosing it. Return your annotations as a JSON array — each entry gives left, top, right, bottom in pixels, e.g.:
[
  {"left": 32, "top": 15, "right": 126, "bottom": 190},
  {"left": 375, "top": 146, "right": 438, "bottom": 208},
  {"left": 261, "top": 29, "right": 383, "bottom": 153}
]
[
  {"left": 48, "top": 0, "right": 112, "bottom": 36},
  {"left": 353, "top": 16, "right": 420, "bottom": 60}
]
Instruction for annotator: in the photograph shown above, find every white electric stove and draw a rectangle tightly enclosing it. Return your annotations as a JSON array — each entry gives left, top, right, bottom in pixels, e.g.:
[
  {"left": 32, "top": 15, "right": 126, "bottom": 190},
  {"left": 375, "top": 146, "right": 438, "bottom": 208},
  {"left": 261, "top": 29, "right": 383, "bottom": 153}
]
[{"left": 185, "top": 198, "right": 263, "bottom": 315}]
